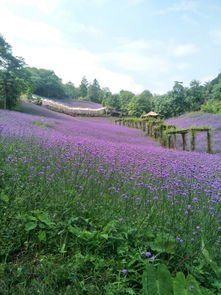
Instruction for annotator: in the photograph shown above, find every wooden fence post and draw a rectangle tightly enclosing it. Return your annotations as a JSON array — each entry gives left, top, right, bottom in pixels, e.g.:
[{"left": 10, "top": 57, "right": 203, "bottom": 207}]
[
  {"left": 181, "top": 133, "right": 186, "bottom": 151},
  {"left": 207, "top": 130, "right": 212, "bottom": 153},
  {"left": 190, "top": 130, "right": 196, "bottom": 151}
]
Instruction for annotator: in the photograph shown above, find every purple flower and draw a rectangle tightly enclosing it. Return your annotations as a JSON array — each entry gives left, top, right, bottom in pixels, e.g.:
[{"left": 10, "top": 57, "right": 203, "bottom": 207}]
[
  {"left": 122, "top": 269, "right": 127, "bottom": 273},
  {"left": 145, "top": 252, "right": 151, "bottom": 257}
]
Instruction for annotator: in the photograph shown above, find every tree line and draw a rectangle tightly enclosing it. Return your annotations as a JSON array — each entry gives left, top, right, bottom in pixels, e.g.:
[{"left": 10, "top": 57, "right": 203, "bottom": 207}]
[{"left": 1, "top": 34, "right": 221, "bottom": 117}]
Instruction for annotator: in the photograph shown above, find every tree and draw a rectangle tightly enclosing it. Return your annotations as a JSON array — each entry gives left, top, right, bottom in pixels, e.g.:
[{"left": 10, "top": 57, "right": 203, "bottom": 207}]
[
  {"left": 211, "top": 83, "right": 221, "bottom": 100},
  {"left": 25, "top": 67, "right": 65, "bottom": 98},
  {"left": 186, "top": 80, "right": 205, "bottom": 111},
  {"left": 103, "top": 93, "right": 120, "bottom": 110},
  {"left": 0, "top": 35, "right": 25, "bottom": 109},
  {"left": 64, "top": 81, "right": 78, "bottom": 99},
  {"left": 128, "top": 90, "right": 152, "bottom": 117},
  {"left": 87, "top": 79, "right": 101, "bottom": 103},
  {"left": 119, "top": 90, "right": 134, "bottom": 113},
  {"left": 170, "top": 81, "right": 187, "bottom": 116},
  {"left": 153, "top": 94, "right": 174, "bottom": 118},
  {"left": 79, "top": 76, "right": 88, "bottom": 98}
]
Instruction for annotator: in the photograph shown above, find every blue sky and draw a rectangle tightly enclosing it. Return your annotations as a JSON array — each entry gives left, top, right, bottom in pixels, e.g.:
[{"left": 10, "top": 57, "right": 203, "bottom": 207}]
[{"left": 1, "top": 0, "right": 221, "bottom": 94}]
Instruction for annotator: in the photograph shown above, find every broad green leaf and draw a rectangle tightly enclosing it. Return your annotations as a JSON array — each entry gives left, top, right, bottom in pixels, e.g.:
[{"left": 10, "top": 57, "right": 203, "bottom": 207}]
[
  {"left": 158, "top": 264, "right": 173, "bottom": 295},
  {"left": 186, "top": 274, "right": 202, "bottom": 295},
  {"left": 150, "top": 233, "right": 176, "bottom": 253},
  {"left": 37, "top": 213, "right": 53, "bottom": 226},
  {"left": 142, "top": 263, "right": 159, "bottom": 295},
  {"left": 173, "top": 272, "right": 187, "bottom": 295},
  {"left": 38, "top": 230, "right": 46, "bottom": 241},
  {"left": 25, "top": 222, "right": 37, "bottom": 231}
]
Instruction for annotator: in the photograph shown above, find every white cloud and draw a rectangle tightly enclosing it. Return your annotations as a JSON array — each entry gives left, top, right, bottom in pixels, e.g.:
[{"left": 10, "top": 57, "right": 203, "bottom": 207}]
[
  {"left": 173, "top": 44, "right": 198, "bottom": 57},
  {"left": 0, "top": 2, "right": 63, "bottom": 46},
  {"left": 0, "top": 0, "right": 201, "bottom": 94},
  {"left": 1, "top": 0, "right": 64, "bottom": 12},
  {"left": 11, "top": 42, "right": 143, "bottom": 93},
  {"left": 155, "top": 0, "right": 207, "bottom": 18}
]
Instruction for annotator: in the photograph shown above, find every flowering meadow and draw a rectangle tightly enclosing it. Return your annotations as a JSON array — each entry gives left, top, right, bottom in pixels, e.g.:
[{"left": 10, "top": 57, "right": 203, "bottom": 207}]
[
  {"left": 0, "top": 103, "right": 221, "bottom": 294},
  {"left": 167, "top": 112, "right": 221, "bottom": 155}
]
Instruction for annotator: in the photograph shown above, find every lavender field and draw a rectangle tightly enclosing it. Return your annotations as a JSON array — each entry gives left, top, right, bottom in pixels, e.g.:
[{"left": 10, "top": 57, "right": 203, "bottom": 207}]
[
  {"left": 0, "top": 104, "right": 221, "bottom": 294},
  {"left": 167, "top": 112, "right": 221, "bottom": 155}
]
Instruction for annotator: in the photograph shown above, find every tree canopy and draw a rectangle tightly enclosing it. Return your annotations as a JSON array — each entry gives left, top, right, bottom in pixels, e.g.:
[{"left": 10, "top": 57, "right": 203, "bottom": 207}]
[{"left": 0, "top": 35, "right": 26, "bottom": 109}]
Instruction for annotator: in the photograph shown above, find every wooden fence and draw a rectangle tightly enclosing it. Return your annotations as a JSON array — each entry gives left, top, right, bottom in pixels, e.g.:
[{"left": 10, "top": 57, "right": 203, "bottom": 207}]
[{"left": 115, "top": 118, "right": 212, "bottom": 153}]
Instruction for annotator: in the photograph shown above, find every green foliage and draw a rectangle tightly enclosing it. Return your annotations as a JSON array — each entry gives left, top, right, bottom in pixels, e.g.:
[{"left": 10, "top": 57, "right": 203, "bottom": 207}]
[
  {"left": 87, "top": 78, "right": 103, "bottom": 103},
  {"left": 104, "top": 93, "right": 121, "bottom": 110},
  {"left": 63, "top": 81, "right": 78, "bottom": 99},
  {"left": 201, "top": 99, "right": 221, "bottom": 114},
  {"left": 142, "top": 264, "right": 205, "bottom": 295},
  {"left": 25, "top": 67, "right": 65, "bottom": 99},
  {"left": 79, "top": 76, "right": 88, "bottom": 98},
  {"left": 128, "top": 90, "right": 152, "bottom": 117},
  {"left": 119, "top": 90, "right": 135, "bottom": 113},
  {"left": 0, "top": 35, "right": 26, "bottom": 109},
  {"left": 32, "top": 121, "right": 52, "bottom": 128}
]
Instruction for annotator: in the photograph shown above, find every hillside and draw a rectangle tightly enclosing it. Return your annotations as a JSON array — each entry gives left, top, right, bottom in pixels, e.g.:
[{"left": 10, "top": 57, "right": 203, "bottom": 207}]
[
  {"left": 0, "top": 104, "right": 221, "bottom": 293},
  {"left": 167, "top": 111, "right": 221, "bottom": 155},
  {"left": 38, "top": 97, "right": 103, "bottom": 109}
]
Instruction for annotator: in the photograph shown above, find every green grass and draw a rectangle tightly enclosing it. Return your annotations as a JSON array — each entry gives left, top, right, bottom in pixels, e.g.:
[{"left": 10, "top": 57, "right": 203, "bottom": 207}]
[{"left": 32, "top": 121, "right": 52, "bottom": 128}]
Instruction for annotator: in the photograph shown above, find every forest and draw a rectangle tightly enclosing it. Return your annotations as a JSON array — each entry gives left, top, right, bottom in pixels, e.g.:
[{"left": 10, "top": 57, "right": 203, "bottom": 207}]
[{"left": 1, "top": 34, "right": 221, "bottom": 116}]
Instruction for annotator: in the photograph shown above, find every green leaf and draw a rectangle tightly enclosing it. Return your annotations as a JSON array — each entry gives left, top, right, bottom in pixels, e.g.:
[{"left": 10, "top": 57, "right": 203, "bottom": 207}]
[
  {"left": 201, "top": 239, "right": 221, "bottom": 277},
  {"left": 173, "top": 272, "right": 187, "bottom": 295},
  {"left": 142, "top": 263, "right": 158, "bottom": 295},
  {"left": 38, "top": 230, "right": 46, "bottom": 241},
  {"left": 25, "top": 222, "right": 37, "bottom": 231},
  {"left": 37, "top": 213, "right": 53, "bottom": 227},
  {"left": 0, "top": 193, "right": 9, "bottom": 202},
  {"left": 150, "top": 233, "right": 176, "bottom": 253},
  {"left": 158, "top": 264, "right": 173, "bottom": 295},
  {"left": 68, "top": 225, "right": 79, "bottom": 234},
  {"left": 186, "top": 274, "right": 202, "bottom": 295},
  {"left": 100, "top": 233, "right": 109, "bottom": 240}
]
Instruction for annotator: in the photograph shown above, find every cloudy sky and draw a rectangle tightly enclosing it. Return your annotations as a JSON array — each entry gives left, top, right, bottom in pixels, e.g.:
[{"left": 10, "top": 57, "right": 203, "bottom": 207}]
[{"left": 1, "top": 0, "right": 221, "bottom": 94}]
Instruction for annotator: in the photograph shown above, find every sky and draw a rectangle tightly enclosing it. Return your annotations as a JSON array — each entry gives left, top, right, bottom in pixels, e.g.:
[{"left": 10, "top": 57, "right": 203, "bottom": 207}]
[{"left": 1, "top": 0, "right": 221, "bottom": 94}]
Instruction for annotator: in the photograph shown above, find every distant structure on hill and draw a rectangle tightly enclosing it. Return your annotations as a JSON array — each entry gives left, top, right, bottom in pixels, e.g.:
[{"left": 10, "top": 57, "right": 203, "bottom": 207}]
[{"left": 141, "top": 111, "right": 159, "bottom": 118}]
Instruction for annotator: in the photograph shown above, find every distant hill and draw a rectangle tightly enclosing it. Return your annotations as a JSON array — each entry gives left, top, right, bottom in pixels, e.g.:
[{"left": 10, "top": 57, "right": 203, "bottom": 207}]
[{"left": 167, "top": 111, "right": 221, "bottom": 155}]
